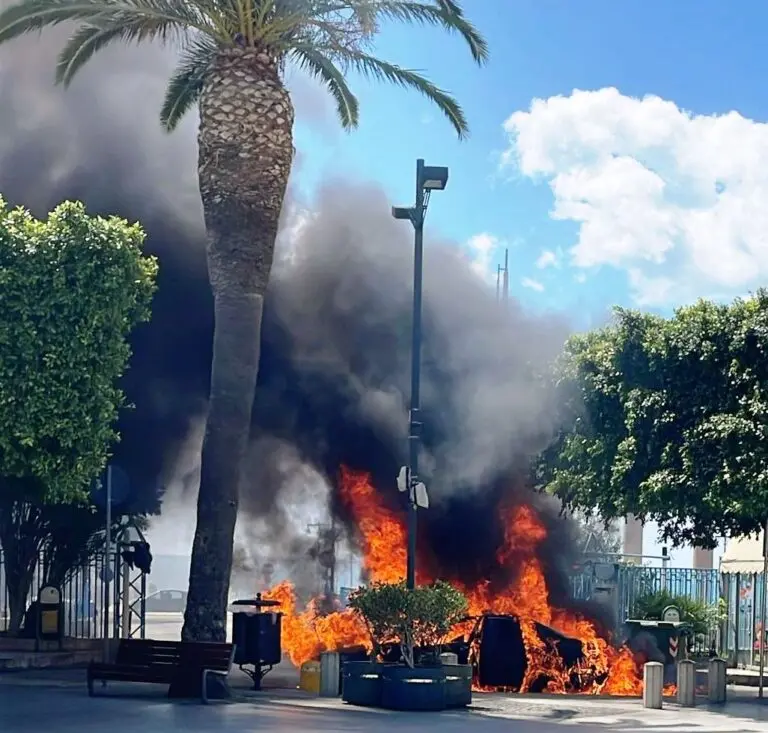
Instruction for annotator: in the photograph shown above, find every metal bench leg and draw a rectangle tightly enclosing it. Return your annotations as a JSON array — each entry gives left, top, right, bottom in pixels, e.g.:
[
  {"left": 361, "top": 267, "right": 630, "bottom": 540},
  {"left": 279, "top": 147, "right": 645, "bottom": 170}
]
[
  {"left": 201, "top": 669, "right": 230, "bottom": 704},
  {"left": 201, "top": 669, "right": 209, "bottom": 705}
]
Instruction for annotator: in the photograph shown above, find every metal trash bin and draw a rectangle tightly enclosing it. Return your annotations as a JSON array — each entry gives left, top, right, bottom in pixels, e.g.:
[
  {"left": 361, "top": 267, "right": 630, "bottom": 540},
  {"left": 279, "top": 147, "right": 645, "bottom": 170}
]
[{"left": 229, "top": 594, "right": 282, "bottom": 689}]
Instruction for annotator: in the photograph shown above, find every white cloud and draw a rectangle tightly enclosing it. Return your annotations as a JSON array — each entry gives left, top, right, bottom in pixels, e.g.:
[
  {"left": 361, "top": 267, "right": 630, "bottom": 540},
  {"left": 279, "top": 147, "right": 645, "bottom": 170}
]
[
  {"left": 626, "top": 269, "right": 676, "bottom": 307},
  {"left": 535, "top": 249, "right": 558, "bottom": 269},
  {"left": 502, "top": 87, "right": 768, "bottom": 305},
  {"left": 465, "top": 232, "right": 500, "bottom": 283},
  {"left": 521, "top": 277, "right": 545, "bottom": 292}
]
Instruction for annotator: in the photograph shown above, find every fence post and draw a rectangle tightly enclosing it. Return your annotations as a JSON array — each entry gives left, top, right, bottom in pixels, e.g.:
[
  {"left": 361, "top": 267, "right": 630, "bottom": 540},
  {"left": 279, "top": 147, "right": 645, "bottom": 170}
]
[
  {"left": 708, "top": 657, "right": 727, "bottom": 704},
  {"left": 643, "top": 662, "right": 663, "bottom": 709},
  {"left": 677, "top": 660, "right": 695, "bottom": 707}
]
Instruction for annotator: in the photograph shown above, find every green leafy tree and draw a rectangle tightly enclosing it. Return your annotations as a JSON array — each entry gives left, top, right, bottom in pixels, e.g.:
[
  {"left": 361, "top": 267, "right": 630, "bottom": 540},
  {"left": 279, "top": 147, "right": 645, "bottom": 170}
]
[
  {"left": 544, "top": 293, "right": 768, "bottom": 547},
  {"left": 0, "top": 0, "right": 489, "bottom": 640},
  {"left": 0, "top": 198, "right": 156, "bottom": 632},
  {"left": 349, "top": 580, "right": 467, "bottom": 667}
]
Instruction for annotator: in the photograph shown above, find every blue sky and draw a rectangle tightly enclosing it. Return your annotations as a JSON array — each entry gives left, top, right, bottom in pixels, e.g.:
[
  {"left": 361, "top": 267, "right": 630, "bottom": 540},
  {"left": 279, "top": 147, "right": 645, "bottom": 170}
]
[
  {"left": 292, "top": 1, "right": 768, "bottom": 323},
  {"left": 287, "top": 1, "right": 768, "bottom": 567}
]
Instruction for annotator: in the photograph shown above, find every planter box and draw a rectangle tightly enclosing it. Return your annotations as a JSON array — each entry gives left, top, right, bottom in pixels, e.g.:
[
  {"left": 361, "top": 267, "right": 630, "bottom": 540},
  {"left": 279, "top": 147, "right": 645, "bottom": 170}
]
[
  {"left": 443, "top": 664, "right": 473, "bottom": 708},
  {"left": 341, "top": 661, "right": 382, "bottom": 707},
  {"left": 381, "top": 665, "right": 446, "bottom": 712},
  {"left": 342, "top": 661, "right": 472, "bottom": 711},
  {"left": 338, "top": 648, "right": 370, "bottom": 695}
]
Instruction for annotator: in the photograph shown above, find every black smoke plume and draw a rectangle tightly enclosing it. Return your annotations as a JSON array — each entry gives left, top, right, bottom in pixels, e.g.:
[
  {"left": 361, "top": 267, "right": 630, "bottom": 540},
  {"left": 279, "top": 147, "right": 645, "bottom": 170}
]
[{"left": 0, "top": 21, "right": 592, "bottom": 616}]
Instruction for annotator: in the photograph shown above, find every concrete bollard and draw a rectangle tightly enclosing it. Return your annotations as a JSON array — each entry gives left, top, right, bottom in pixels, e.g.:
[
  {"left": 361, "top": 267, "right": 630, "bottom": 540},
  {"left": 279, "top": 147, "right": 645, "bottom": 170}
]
[
  {"left": 708, "top": 657, "right": 727, "bottom": 704},
  {"left": 676, "top": 660, "right": 696, "bottom": 707},
  {"left": 319, "top": 652, "right": 341, "bottom": 697},
  {"left": 643, "top": 662, "right": 663, "bottom": 709}
]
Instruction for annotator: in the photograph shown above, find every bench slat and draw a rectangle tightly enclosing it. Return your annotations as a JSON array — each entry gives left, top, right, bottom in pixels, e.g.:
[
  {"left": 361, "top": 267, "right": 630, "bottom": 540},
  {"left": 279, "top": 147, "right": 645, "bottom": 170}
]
[{"left": 88, "top": 639, "right": 236, "bottom": 699}]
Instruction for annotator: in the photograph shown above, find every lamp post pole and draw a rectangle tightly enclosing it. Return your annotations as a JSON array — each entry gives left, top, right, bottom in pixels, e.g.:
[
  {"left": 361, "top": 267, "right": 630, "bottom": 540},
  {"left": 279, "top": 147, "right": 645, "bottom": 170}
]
[
  {"left": 393, "top": 158, "right": 448, "bottom": 591},
  {"left": 406, "top": 159, "right": 426, "bottom": 591}
]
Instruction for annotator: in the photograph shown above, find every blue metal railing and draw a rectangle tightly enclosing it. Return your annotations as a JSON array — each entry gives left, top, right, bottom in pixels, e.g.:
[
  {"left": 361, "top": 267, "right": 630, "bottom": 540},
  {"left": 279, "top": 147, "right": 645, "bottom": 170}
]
[
  {"left": 571, "top": 565, "right": 720, "bottom": 608},
  {"left": 570, "top": 563, "right": 767, "bottom": 659}
]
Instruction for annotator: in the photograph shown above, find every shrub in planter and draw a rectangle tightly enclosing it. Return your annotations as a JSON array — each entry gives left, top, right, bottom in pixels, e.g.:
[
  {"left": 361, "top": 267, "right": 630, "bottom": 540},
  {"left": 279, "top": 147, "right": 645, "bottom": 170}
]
[
  {"left": 631, "top": 590, "right": 726, "bottom": 654},
  {"left": 347, "top": 581, "right": 472, "bottom": 711}
]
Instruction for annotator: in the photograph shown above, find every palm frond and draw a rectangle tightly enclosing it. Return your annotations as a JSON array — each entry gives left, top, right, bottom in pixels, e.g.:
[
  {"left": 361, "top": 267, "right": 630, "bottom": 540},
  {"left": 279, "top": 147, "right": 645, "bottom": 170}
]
[
  {"left": 160, "top": 34, "right": 218, "bottom": 131},
  {"left": 291, "top": 46, "right": 359, "bottom": 129},
  {"left": 0, "top": 0, "right": 112, "bottom": 42},
  {"left": 434, "top": 0, "right": 463, "bottom": 16},
  {"left": 337, "top": 49, "right": 468, "bottom": 138},
  {"left": 368, "top": 1, "right": 488, "bottom": 65},
  {"left": 256, "top": 7, "right": 314, "bottom": 46},
  {"left": 0, "top": 0, "right": 227, "bottom": 45},
  {"left": 56, "top": 19, "right": 184, "bottom": 86}
]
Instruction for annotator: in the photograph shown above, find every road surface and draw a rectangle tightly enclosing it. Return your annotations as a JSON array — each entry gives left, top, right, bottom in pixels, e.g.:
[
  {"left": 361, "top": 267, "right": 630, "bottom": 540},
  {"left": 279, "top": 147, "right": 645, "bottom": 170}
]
[{"left": 1, "top": 668, "right": 767, "bottom": 732}]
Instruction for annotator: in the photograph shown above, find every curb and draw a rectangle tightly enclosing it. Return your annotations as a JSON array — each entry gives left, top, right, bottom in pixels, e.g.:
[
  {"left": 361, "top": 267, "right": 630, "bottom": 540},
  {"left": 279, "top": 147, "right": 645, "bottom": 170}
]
[{"left": 728, "top": 673, "right": 765, "bottom": 688}]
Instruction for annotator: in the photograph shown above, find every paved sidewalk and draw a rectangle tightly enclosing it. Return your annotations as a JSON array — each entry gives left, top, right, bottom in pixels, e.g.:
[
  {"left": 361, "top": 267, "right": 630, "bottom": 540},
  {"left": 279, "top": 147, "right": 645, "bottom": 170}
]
[{"left": 2, "top": 669, "right": 767, "bottom": 732}]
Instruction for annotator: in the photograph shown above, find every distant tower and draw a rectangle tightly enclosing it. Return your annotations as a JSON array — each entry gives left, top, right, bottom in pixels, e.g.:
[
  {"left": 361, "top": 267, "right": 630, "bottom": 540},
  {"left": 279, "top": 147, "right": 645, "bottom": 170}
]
[{"left": 496, "top": 248, "right": 509, "bottom": 306}]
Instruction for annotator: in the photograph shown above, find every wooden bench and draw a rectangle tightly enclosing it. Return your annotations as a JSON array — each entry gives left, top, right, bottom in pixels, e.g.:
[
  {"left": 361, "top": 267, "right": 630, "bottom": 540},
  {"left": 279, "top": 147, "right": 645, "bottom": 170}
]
[
  {"left": 87, "top": 639, "right": 235, "bottom": 703},
  {"left": 87, "top": 639, "right": 180, "bottom": 695}
]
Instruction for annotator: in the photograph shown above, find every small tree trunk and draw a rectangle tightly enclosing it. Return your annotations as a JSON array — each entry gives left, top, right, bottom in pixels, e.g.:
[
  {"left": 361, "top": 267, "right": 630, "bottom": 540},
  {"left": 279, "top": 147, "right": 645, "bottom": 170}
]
[
  {"left": 402, "top": 625, "right": 415, "bottom": 668},
  {"left": 6, "top": 584, "right": 30, "bottom": 635},
  {"left": 0, "top": 499, "right": 44, "bottom": 636},
  {"left": 182, "top": 48, "right": 294, "bottom": 641}
]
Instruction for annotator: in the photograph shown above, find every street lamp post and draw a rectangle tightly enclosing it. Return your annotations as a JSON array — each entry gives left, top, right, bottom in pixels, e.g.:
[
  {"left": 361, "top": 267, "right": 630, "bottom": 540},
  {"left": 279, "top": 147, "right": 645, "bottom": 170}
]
[{"left": 392, "top": 158, "right": 449, "bottom": 590}]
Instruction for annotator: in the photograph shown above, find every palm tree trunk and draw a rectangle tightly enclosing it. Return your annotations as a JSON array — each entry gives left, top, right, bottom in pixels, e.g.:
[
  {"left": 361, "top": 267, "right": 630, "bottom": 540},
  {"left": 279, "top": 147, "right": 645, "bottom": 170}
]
[{"left": 182, "top": 49, "right": 294, "bottom": 641}]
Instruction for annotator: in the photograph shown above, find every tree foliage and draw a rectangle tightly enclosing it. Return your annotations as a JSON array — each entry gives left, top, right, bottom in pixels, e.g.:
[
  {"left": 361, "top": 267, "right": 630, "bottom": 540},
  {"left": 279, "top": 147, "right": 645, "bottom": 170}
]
[
  {"left": 0, "top": 198, "right": 156, "bottom": 633},
  {"left": 348, "top": 580, "right": 468, "bottom": 667},
  {"left": 0, "top": 198, "right": 157, "bottom": 503},
  {"left": 0, "top": 0, "right": 488, "bottom": 138},
  {"left": 543, "top": 293, "right": 768, "bottom": 547}
]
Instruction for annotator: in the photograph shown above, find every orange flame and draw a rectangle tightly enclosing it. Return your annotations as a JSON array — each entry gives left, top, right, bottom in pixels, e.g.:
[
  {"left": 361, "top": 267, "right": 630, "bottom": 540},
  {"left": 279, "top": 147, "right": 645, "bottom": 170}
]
[
  {"left": 335, "top": 467, "right": 408, "bottom": 585},
  {"left": 264, "top": 467, "right": 646, "bottom": 696}
]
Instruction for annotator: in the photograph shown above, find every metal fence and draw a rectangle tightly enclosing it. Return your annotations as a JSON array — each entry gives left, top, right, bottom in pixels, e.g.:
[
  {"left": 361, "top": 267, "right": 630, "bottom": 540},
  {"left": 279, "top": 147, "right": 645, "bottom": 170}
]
[
  {"left": 0, "top": 549, "right": 110, "bottom": 638},
  {"left": 571, "top": 564, "right": 768, "bottom": 662},
  {"left": 721, "top": 571, "right": 767, "bottom": 666},
  {"left": 572, "top": 565, "right": 720, "bottom": 611}
]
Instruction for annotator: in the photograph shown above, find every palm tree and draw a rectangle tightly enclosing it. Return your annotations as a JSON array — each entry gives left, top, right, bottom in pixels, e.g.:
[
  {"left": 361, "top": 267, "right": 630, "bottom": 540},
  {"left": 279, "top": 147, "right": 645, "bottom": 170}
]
[{"left": 0, "top": 0, "right": 488, "bottom": 641}]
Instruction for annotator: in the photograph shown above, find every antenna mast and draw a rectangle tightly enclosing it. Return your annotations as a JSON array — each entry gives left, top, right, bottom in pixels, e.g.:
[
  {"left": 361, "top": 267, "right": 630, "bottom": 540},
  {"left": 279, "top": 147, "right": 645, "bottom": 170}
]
[{"left": 497, "top": 249, "right": 510, "bottom": 305}]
